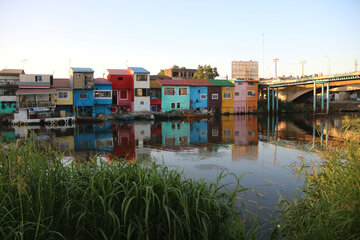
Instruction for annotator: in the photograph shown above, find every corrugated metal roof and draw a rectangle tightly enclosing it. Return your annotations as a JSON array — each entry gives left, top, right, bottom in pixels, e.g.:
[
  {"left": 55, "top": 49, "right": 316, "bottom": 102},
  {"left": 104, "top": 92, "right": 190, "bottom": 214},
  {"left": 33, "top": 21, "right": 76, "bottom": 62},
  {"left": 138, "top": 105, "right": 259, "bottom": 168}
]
[
  {"left": 16, "top": 88, "right": 57, "bottom": 95},
  {"left": 128, "top": 67, "right": 150, "bottom": 74},
  {"left": 94, "top": 78, "right": 112, "bottom": 85},
  {"left": 52, "top": 78, "right": 70, "bottom": 88},
  {"left": 0, "top": 69, "right": 25, "bottom": 75},
  {"left": 158, "top": 79, "right": 189, "bottom": 86},
  {"left": 183, "top": 79, "right": 213, "bottom": 86},
  {"left": 107, "top": 69, "right": 130, "bottom": 75},
  {"left": 70, "top": 67, "right": 94, "bottom": 73},
  {"left": 207, "top": 79, "right": 234, "bottom": 86},
  {"left": 150, "top": 80, "right": 162, "bottom": 88}
]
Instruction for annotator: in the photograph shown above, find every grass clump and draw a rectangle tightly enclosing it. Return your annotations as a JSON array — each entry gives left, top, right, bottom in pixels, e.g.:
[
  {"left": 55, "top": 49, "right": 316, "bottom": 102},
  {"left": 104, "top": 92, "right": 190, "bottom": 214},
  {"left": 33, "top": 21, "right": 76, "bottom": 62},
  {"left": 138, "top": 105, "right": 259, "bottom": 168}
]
[
  {"left": 277, "top": 116, "right": 360, "bottom": 240},
  {"left": 0, "top": 139, "right": 248, "bottom": 239}
]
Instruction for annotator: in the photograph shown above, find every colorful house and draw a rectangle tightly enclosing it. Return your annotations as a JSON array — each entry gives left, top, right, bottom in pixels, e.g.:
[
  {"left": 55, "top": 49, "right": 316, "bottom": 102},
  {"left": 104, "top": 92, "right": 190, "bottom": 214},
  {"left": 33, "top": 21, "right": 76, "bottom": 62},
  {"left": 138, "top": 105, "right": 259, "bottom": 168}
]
[
  {"left": 207, "top": 80, "right": 222, "bottom": 115},
  {"left": 127, "top": 67, "right": 150, "bottom": 112},
  {"left": 70, "top": 68, "right": 95, "bottom": 116},
  {"left": 104, "top": 69, "right": 133, "bottom": 113},
  {"left": 233, "top": 80, "right": 259, "bottom": 113},
  {"left": 212, "top": 80, "right": 234, "bottom": 114},
  {"left": 94, "top": 78, "right": 112, "bottom": 116},
  {"left": 184, "top": 79, "right": 213, "bottom": 111},
  {"left": 53, "top": 78, "right": 73, "bottom": 115},
  {"left": 149, "top": 79, "right": 162, "bottom": 112},
  {"left": 159, "top": 80, "right": 190, "bottom": 112},
  {"left": 0, "top": 69, "right": 24, "bottom": 114}
]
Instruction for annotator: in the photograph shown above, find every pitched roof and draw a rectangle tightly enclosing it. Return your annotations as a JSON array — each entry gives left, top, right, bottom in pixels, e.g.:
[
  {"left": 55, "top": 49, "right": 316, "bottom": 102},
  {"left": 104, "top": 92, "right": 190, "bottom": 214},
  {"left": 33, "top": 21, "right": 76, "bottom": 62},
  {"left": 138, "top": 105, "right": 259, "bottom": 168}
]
[
  {"left": 158, "top": 79, "right": 189, "bottom": 86},
  {"left": 128, "top": 67, "right": 150, "bottom": 74},
  {"left": 16, "top": 88, "right": 57, "bottom": 95},
  {"left": 183, "top": 79, "right": 213, "bottom": 86},
  {"left": 150, "top": 75, "right": 171, "bottom": 80},
  {"left": 150, "top": 80, "right": 162, "bottom": 88},
  {"left": 52, "top": 78, "right": 70, "bottom": 88},
  {"left": 0, "top": 69, "right": 25, "bottom": 75},
  {"left": 70, "top": 67, "right": 94, "bottom": 73},
  {"left": 207, "top": 79, "right": 234, "bottom": 87},
  {"left": 107, "top": 69, "right": 130, "bottom": 76},
  {"left": 94, "top": 78, "right": 112, "bottom": 85}
]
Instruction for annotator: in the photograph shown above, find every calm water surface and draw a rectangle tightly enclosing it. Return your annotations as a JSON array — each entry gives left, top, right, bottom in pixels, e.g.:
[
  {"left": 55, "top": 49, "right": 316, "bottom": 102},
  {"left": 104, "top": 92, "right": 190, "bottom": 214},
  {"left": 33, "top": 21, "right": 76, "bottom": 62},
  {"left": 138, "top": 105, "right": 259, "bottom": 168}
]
[{"left": 0, "top": 113, "right": 357, "bottom": 228}]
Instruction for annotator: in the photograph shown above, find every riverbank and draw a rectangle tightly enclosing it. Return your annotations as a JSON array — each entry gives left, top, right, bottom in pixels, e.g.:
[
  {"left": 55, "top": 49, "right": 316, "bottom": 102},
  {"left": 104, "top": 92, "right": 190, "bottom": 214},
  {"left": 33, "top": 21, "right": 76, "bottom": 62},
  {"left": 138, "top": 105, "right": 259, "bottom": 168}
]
[{"left": 0, "top": 139, "right": 249, "bottom": 239}]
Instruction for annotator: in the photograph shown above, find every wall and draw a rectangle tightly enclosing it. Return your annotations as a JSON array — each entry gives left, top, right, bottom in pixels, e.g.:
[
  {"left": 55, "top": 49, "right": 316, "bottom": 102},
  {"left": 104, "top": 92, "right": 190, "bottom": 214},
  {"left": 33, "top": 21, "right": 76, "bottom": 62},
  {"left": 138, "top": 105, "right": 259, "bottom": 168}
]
[
  {"left": 133, "top": 97, "right": 150, "bottom": 111},
  {"left": 72, "top": 72, "right": 94, "bottom": 89},
  {"left": 190, "top": 120, "right": 208, "bottom": 144},
  {"left": 207, "top": 86, "right": 222, "bottom": 114},
  {"left": 161, "top": 121, "right": 190, "bottom": 148},
  {"left": 73, "top": 89, "right": 94, "bottom": 106},
  {"left": 221, "top": 86, "right": 234, "bottom": 114},
  {"left": 56, "top": 90, "right": 73, "bottom": 105},
  {"left": 161, "top": 86, "right": 190, "bottom": 111},
  {"left": 190, "top": 86, "right": 208, "bottom": 111},
  {"left": 19, "top": 74, "right": 52, "bottom": 87}
]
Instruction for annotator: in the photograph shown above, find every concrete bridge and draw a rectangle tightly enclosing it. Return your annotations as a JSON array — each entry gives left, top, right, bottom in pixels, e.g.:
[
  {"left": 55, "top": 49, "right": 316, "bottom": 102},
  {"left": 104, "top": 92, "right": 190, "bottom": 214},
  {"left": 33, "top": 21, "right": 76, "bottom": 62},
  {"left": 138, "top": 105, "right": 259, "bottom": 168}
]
[{"left": 259, "top": 72, "right": 360, "bottom": 113}]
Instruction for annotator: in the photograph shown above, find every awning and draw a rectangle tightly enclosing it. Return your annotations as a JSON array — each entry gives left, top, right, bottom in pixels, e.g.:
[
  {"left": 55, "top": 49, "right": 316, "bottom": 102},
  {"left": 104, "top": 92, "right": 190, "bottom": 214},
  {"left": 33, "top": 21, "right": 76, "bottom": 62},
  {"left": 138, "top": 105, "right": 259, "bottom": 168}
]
[{"left": 16, "top": 88, "right": 57, "bottom": 95}]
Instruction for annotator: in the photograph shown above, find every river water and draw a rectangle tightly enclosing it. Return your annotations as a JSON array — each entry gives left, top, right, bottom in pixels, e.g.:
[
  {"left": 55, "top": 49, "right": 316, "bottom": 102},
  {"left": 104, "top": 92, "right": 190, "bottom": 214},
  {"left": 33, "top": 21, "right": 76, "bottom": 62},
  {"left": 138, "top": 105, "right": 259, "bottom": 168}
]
[{"left": 0, "top": 113, "right": 357, "bottom": 229}]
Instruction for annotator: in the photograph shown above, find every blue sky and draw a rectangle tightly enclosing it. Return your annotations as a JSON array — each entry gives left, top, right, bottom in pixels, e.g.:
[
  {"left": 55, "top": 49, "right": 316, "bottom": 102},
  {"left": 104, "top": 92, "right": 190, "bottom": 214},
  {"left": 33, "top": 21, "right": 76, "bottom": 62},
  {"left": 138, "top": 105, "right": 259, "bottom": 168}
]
[{"left": 0, "top": 0, "right": 359, "bottom": 78}]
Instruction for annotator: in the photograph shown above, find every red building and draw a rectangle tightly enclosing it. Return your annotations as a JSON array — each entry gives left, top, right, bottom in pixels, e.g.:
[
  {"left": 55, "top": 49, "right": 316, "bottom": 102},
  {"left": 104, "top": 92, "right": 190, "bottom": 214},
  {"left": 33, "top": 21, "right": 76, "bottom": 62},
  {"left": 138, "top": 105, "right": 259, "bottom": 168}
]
[{"left": 104, "top": 69, "right": 134, "bottom": 112}]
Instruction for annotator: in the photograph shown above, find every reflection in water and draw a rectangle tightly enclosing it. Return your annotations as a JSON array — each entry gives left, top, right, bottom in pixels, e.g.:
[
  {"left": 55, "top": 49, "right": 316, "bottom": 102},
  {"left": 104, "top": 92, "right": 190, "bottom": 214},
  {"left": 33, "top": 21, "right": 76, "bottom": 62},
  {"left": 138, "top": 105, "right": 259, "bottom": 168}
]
[{"left": 1, "top": 113, "right": 357, "bottom": 229}]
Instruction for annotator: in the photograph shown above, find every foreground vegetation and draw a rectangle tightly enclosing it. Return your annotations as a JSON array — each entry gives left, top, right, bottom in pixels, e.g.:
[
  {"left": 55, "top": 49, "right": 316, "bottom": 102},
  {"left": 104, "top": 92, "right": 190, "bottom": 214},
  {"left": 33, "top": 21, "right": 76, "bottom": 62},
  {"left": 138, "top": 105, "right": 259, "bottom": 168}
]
[
  {"left": 277, "top": 116, "right": 360, "bottom": 239},
  {"left": 0, "top": 139, "right": 248, "bottom": 239}
]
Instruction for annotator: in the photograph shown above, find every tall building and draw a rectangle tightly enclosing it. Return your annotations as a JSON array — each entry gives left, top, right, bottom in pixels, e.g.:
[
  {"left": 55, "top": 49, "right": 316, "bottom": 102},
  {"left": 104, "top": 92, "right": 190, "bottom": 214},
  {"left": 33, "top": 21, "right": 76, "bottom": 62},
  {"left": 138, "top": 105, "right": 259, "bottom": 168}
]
[
  {"left": 163, "top": 67, "right": 197, "bottom": 80},
  {"left": 231, "top": 61, "right": 258, "bottom": 80}
]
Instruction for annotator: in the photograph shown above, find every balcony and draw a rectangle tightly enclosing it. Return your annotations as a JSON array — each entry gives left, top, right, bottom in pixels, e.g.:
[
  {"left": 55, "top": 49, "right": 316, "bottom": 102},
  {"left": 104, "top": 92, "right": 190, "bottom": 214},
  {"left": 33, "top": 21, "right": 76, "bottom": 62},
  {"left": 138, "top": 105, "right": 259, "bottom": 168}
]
[{"left": 18, "top": 101, "right": 54, "bottom": 108}]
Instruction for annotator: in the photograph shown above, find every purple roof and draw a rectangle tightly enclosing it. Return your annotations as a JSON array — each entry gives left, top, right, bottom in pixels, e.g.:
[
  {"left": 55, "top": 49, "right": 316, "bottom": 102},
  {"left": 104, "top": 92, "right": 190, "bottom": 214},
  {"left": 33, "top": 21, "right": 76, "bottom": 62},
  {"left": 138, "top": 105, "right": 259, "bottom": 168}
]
[{"left": 94, "top": 78, "right": 112, "bottom": 85}]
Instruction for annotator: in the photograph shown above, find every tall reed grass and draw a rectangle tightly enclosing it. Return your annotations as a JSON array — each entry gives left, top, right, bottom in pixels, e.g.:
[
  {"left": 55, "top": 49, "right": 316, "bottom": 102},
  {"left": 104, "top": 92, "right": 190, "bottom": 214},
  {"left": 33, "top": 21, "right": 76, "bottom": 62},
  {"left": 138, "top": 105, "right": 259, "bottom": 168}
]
[
  {"left": 277, "top": 116, "right": 360, "bottom": 239},
  {"left": 0, "top": 139, "right": 248, "bottom": 239}
]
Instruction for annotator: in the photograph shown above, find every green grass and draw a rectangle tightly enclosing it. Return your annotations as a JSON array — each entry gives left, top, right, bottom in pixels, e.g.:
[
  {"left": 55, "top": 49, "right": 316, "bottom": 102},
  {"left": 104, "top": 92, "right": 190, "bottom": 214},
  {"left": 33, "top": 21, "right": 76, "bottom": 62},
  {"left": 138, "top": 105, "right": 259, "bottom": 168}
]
[
  {"left": 0, "top": 139, "right": 249, "bottom": 240},
  {"left": 276, "top": 116, "right": 360, "bottom": 240}
]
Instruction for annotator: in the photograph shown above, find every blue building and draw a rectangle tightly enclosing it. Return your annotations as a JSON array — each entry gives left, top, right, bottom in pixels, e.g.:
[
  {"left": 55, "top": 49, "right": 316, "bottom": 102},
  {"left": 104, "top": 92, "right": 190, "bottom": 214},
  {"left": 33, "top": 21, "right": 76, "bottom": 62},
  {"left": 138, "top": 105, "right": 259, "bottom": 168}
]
[
  {"left": 70, "top": 67, "right": 95, "bottom": 116},
  {"left": 94, "top": 78, "right": 112, "bottom": 116},
  {"left": 184, "top": 79, "right": 212, "bottom": 111}
]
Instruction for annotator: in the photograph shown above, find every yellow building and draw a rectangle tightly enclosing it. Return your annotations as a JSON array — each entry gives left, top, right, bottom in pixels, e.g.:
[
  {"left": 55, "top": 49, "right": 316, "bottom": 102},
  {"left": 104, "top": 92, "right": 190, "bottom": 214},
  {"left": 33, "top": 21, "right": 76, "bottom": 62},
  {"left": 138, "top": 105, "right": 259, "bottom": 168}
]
[
  {"left": 221, "top": 115, "right": 234, "bottom": 143},
  {"left": 207, "top": 79, "right": 235, "bottom": 114},
  {"left": 53, "top": 78, "right": 73, "bottom": 114}
]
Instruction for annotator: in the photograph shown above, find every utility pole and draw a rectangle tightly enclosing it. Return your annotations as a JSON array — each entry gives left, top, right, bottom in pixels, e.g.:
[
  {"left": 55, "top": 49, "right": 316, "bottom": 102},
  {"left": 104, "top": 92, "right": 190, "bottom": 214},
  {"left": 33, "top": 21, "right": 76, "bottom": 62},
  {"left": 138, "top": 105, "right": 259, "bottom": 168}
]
[
  {"left": 273, "top": 58, "right": 279, "bottom": 79},
  {"left": 21, "top": 59, "right": 28, "bottom": 70},
  {"left": 355, "top": 60, "right": 358, "bottom": 72},
  {"left": 300, "top": 60, "right": 306, "bottom": 77}
]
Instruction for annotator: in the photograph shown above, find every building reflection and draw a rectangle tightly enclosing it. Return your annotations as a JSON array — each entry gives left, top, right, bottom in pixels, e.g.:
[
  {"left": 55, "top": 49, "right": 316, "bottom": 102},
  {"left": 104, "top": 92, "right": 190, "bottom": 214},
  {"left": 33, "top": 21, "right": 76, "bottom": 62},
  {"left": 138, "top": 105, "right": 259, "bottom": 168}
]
[
  {"left": 190, "top": 119, "right": 208, "bottom": 145},
  {"left": 161, "top": 121, "right": 190, "bottom": 149},
  {"left": 111, "top": 123, "right": 135, "bottom": 161}
]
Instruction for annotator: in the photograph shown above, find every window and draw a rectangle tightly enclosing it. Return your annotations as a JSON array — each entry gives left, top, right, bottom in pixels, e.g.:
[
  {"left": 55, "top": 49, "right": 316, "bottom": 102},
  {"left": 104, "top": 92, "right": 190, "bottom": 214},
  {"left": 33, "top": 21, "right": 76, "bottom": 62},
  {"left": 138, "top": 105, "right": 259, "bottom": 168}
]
[
  {"left": 84, "top": 76, "right": 92, "bottom": 86},
  {"left": 137, "top": 89, "right": 143, "bottom": 96},
  {"left": 136, "top": 74, "right": 147, "bottom": 81},
  {"left": 118, "top": 77, "right": 123, "bottom": 81},
  {"left": 234, "top": 92, "right": 239, "bottom": 96},
  {"left": 238, "top": 82, "right": 243, "bottom": 85},
  {"left": 225, "top": 87, "right": 230, "bottom": 91},
  {"left": 140, "top": 101, "right": 144, "bottom": 105},
  {"left": 120, "top": 90, "right": 127, "bottom": 99},
  {"left": 212, "top": 93, "right": 218, "bottom": 99},
  {"left": 50, "top": 76, "right": 53, "bottom": 86},
  {"left": 200, "top": 94, "right": 207, "bottom": 99},
  {"left": 235, "top": 131, "right": 239, "bottom": 136},
  {"left": 177, "top": 103, "right": 180, "bottom": 108},
  {"left": 58, "top": 91, "right": 69, "bottom": 99},
  {"left": 35, "top": 76, "right": 42, "bottom": 82},
  {"left": 248, "top": 82, "right": 255, "bottom": 86},
  {"left": 94, "top": 90, "right": 111, "bottom": 98},
  {"left": 223, "top": 130, "right": 231, "bottom": 136},
  {"left": 212, "top": 129, "right": 219, "bottom": 136},
  {"left": 80, "top": 93, "right": 88, "bottom": 99},
  {"left": 135, "top": 89, "right": 148, "bottom": 97},
  {"left": 223, "top": 92, "right": 231, "bottom": 99},
  {"left": 171, "top": 103, "right": 176, "bottom": 109},
  {"left": 247, "top": 91, "right": 256, "bottom": 96},
  {"left": 76, "top": 73, "right": 80, "bottom": 77},
  {"left": 164, "top": 87, "right": 175, "bottom": 96},
  {"left": 179, "top": 88, "right": 187, "bottom": 96}
]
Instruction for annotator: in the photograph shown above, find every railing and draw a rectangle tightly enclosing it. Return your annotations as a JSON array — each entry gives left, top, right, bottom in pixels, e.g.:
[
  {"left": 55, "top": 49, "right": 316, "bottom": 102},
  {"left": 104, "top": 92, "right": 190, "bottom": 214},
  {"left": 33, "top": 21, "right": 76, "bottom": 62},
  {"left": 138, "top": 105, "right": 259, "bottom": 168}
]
[{"left": 18, "top": 101, "right": 54, "bottom": 108}]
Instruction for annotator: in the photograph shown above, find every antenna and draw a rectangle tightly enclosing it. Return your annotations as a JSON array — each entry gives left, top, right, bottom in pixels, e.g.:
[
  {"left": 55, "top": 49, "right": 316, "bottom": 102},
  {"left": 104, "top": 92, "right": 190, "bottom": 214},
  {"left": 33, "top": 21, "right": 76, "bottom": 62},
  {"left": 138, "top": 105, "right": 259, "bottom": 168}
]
[
  {"left": 300, "top": 60, "right": 306, "bottom": 77},
  {"left": 262, "top": 33, "right": 265, "bottom": 78},
  {"left": 273, "top": 58, "right": 279, "bottom": 79},
  {"left": 355, "top": 60, "right": 358, "bottom": 72},
  {"left": 21, "top": 59, "right": 28, "bottom": 70}
]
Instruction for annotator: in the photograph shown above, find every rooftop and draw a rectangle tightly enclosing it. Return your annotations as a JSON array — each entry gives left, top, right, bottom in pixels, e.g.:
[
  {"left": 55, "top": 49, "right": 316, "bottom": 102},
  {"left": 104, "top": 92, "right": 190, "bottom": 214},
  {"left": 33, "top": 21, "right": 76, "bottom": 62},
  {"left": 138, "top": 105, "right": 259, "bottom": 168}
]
[
  {"left": 16, "top": 88, "right": 57, "bottom": 95},
  {"left": 158, "top": 79, "right": 189, "bottom": 86},
  {"left": 207, "top": 79, "right": 234, "bottom": 87},
  {"left": 70, "top": 67, "right": 94, "bottom": 73},
  {"left": 107, "top": 69, "right": 130, "bottom": 76},
  {"left": 94, "top": 78, "right": 112, "bottom": 85},
  {"left": 150, "top": 80, "right": 162, "bottom": 88},
  {"left": 0, "top": 69, "right": 25, "bottom": 75},
  {"left": 183, "top": 79, "right": 213, "bottom": 86},
  {"left": 52, "top": 78, "right": 70, "bottom": 88},
  {"left": 128, "top": 67, "right": 150, "bottom": 74}
]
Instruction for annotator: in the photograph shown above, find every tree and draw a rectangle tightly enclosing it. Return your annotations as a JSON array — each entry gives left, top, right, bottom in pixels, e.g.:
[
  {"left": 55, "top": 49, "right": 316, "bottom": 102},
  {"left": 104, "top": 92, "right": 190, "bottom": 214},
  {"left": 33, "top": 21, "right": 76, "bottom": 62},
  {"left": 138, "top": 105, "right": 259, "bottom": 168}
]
[
  {"left": 193, "top": 65, "right": 219, "bottom": 79},
  {"left": 172, "top": 65, "right": 179, "bottom": 69},
  {"left": 157, "top": 70, "right": 165, "bottom": 76}
]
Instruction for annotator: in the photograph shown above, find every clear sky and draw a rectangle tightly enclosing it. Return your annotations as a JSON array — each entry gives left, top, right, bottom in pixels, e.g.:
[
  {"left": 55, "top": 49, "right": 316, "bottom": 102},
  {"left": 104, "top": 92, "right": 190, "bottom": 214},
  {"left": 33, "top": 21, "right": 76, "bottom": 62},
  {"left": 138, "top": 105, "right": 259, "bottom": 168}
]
[{"left": 0, "top": 0, "right": 359, "bottom": 78}]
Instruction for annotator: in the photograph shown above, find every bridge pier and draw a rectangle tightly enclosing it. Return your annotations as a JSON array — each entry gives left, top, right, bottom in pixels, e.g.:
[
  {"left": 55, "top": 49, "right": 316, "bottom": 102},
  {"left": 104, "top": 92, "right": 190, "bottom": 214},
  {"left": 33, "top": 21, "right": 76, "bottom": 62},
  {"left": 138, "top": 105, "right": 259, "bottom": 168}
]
[
  {"left": 313, "top": 81, "right": 317, "bottom": 113},
  {"left": 326, "top": 82, "right": 330, "bottom": 114},
  {"left": 321, "top": 83, "right": 324, "bottom": 112},
  {"left": 267, "top": 87, "right": 270, "bottom": 114},
  {"left": 272, "top": 87, "right": 275, "bottom": 114},
  {"left": 276, "top": 88, "right": 279, "bottom": 113}
]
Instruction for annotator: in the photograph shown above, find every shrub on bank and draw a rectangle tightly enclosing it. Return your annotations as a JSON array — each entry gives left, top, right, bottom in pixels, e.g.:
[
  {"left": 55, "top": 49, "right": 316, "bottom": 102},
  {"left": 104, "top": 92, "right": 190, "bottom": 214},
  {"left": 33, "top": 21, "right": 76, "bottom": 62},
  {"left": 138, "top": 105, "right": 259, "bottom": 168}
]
[
  {"left": 277, "top": 116, "right": 360, "bottom": 239},
  {"left": 0, "top": 139, "right": 247, "bottom": 239}
]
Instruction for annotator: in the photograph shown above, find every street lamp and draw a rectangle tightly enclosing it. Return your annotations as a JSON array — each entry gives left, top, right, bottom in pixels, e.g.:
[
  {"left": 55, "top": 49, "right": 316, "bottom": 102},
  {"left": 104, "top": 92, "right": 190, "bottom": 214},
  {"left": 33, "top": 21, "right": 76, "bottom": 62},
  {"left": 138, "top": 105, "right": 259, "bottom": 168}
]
[
  {"left": 300, "top": 60, "right": 306, "bottom": 77},
  {"left": 273, "top": 58, "right": 279, "bottom": 79}
]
